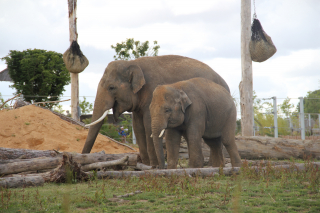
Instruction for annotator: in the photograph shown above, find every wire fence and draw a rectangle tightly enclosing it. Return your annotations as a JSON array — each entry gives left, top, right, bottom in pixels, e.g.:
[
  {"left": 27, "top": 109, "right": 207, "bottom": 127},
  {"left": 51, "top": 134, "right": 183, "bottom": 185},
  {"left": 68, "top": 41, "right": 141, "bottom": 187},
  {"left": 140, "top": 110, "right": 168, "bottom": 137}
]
[{"left": 235, "top": 97, "right": 320, "bottom": 140}]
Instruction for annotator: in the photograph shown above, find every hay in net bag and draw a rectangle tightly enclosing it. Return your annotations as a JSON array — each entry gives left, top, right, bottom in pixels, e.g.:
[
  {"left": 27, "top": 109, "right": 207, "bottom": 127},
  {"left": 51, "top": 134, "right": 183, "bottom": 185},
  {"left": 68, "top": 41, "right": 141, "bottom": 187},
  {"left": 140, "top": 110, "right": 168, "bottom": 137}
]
[
  {"left": 63, "top": 40, "right": 89, "bottom": 73},
  {"left": 249, "top": 1, "right": 276, "bottom": 62}
]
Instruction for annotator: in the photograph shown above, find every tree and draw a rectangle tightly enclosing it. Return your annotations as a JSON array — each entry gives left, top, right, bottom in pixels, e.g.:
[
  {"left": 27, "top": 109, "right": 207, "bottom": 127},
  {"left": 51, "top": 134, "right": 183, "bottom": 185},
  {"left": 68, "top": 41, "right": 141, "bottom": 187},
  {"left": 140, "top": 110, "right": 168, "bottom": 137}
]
[
  {"left": 111, "top": 38, "right": 160, "bottom": 60},
  {"left": 1, "top": 49, "right": 71, "bottom": 108},
  {"left": 53, "top": 105, "right": 65, "bottom": 114},
  {"left": 280, "top": 97, "right": 294, "bottom": 118},
  {"left": 0, "top": 93, "right": 9, "bottom": 109},
  {"left": 79, "top": 96, "right": 93, "bottom": 115}
]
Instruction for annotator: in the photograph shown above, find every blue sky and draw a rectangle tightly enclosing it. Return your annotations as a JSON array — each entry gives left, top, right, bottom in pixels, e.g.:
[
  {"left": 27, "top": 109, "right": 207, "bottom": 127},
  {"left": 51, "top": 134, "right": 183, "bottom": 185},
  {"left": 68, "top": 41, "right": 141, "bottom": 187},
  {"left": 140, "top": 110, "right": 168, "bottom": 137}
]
[{"left": 1, "top": 0, "right": 319, "bottom": 113}]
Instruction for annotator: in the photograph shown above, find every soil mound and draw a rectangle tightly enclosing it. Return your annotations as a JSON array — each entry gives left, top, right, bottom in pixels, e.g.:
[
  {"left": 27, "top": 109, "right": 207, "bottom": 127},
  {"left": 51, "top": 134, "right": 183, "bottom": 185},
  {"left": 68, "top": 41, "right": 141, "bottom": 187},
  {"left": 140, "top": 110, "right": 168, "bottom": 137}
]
[{"left": 0, "top": 105, "right": 135, "bottom": 154}]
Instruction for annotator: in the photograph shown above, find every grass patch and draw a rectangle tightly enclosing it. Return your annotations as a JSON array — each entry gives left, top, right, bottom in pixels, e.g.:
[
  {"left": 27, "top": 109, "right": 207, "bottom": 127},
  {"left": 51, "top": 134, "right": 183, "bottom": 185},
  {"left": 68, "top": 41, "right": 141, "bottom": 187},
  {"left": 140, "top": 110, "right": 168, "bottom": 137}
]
[{"left": 1, "top": 158, "right": 320, "bottom": 212}]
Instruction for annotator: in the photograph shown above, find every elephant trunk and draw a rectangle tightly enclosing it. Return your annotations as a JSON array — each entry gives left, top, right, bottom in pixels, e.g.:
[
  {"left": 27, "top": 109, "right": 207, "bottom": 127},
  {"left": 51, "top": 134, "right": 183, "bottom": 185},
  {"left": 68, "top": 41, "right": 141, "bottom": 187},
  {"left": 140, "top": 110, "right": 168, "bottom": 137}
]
[
  {"left": 151, "top": 118, "right": 167, "bottom": 169},
  {"left": 82, "top": 94, "right": 114, "bottom": 154}
]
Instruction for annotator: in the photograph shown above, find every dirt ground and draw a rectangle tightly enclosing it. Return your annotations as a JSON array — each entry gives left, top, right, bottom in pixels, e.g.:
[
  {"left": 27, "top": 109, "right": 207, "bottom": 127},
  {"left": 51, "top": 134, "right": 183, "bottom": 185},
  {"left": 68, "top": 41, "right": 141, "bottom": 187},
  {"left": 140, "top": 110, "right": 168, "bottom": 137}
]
[{"left": 0, "top": 105, "right": 136, "bottom": 154}]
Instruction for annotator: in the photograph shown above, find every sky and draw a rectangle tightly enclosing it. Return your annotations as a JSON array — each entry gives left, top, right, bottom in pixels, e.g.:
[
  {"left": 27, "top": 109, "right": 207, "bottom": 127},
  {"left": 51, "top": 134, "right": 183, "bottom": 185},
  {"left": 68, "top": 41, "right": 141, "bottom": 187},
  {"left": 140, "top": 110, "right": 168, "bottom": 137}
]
[{"left": 1, "top": 0, "right": 319, "bottom": 114}]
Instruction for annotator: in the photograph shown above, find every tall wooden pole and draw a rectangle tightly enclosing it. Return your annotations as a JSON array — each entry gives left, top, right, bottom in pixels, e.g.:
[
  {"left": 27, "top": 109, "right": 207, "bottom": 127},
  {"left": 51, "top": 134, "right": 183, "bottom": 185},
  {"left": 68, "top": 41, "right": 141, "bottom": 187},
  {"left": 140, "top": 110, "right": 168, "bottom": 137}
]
[
  {"left": 239, "top": 0, "right": 253, "bottom": 136},
  {"left": 68, "top": 0, "right": 79, "bottom": 121}
]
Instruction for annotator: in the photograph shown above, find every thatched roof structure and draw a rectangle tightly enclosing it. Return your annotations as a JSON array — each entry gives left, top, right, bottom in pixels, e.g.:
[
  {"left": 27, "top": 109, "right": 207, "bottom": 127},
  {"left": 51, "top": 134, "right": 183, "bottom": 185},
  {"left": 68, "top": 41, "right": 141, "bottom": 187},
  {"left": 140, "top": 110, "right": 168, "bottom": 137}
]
[{"left": 0, "top": 68, "right": 13, "bottom": 82}]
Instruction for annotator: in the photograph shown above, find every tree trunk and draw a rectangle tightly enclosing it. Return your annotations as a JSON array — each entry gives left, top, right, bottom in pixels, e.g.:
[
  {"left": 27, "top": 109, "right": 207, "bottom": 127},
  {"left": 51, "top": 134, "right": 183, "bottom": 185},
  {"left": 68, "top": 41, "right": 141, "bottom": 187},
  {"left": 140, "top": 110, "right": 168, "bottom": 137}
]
[
  {"left": 1, "top": 151, "right": 140, "bottom": 175},
  {"left": 223, "top": 136, "right": 320, "bottom": 160},
  {"left": 82, "top": 156, "right": 129, "bottom": 171},
  {"left": 240, "top": 0, "right": 253, "bottom": 136},
  {"left": 0, "top": 147, "right": 58, "bottom": 160},
  {"left": 172, "top": 136, "right": 320, "bottom": 160},
  {"left": 94, "top": 167, "right": 241, "bottom": 179},
  {"left": 0, "top": 176, "right": 44, "bottom": 188},
  {"left": 0, "top": 157, "right": 62, "bottom": 175}
]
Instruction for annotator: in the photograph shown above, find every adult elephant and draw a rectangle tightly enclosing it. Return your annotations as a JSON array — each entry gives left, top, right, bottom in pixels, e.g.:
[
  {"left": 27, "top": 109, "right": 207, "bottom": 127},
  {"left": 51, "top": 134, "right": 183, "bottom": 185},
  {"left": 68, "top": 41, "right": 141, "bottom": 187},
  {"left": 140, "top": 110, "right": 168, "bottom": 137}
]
[{"left": 82, "top": 55, "right": 230, "bottom": 167}]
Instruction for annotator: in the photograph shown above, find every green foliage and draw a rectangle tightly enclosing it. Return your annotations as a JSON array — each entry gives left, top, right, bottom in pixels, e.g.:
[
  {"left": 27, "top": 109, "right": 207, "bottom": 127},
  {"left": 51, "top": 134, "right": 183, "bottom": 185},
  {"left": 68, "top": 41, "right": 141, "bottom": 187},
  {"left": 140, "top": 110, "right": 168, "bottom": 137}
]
[
  {"left": 280, "top": 97, "right": 295, "bottom": 118},
  {"left": 79, "top": 96, "right": 93, "bottom": 115},
  {"left": 1, "top": 49, "right": 71, "bottom": 108},
  {"left": 297, "top": 90, "right": 320, "bottom": 119},
  {"left": 0, "top": 92, "right": 9, "bottom": 108},
  {"left": 111, "top": 38, "right": 160, "bottom": 60},
  {"left": 52, "top": 104, "right": 65, "bottom": 114}
]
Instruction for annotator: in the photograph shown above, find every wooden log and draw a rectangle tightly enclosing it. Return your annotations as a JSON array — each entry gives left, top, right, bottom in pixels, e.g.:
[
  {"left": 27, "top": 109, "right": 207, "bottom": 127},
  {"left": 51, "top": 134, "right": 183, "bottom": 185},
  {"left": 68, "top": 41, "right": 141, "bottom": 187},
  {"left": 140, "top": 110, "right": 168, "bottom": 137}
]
[
  {"left": 82, "top": 156, "right": 129, "bottom": 171},
  {"left": 72, "top": 153, "right": 138, "bottom": 166},
  {"left": 0, "top": 147, "right": 139, "bottom": 164},
  {"left": 93, "top": 167, "right": 241, "bottom": 179},
  {"left": 0, "top": 176, "right": 44, "bottom": 188},
  {"left": 223, "top": 136, "right": 320, "bottom": 160},
  {"left": 0, "top": 147, "right": 58, "bottom": 160},
  {"left": 0, "top": 151, "right": 140, "bottom": 175},
  {"left": 174, "top": 136, "right": 320, "bottom": 160},
  {"left": 0, "top": 157, "right": 62, "bottom": 175},
  {"left": 134, "top": 163, "right": 153, "bottom": 170}
]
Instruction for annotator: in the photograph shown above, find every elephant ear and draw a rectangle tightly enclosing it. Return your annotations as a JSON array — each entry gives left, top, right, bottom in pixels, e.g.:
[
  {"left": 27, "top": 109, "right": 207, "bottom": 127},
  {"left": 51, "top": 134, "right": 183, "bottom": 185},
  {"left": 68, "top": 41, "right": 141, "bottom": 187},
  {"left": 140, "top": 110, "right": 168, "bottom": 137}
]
[
  {"left": 128, "top": 65, "right": 146, "bottom": 94},
  {"left": 179, "top": 90, "right": 192, "bottom": 113}
]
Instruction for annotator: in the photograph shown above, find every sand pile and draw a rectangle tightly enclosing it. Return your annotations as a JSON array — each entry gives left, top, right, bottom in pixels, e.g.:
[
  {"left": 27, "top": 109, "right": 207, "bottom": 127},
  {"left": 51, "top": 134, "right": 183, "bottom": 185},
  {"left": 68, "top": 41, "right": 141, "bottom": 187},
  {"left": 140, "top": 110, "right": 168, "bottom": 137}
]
[{"left": 0, "top": 105, "right": 135, "bottom": 154}]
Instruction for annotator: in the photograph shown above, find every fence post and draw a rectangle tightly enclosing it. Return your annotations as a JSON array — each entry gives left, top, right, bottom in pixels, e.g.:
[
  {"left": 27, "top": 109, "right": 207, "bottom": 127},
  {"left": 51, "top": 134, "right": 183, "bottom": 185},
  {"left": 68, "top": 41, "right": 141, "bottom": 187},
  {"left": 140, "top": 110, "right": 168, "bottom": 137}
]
[
  {"left": 253, "top": 109, "right": 255, "bottom": 136},
  {"left": 272, "top": 96, "right": 278, "bottom": 138},
  {"left": 319, "top": 114, "right": 320, "bottom": 130},
  {"left": 299, "top": 97, "right": 305, "bottom": 140},
  {"left": 308, "top": 114, "right": 311, "bottom": 129}
]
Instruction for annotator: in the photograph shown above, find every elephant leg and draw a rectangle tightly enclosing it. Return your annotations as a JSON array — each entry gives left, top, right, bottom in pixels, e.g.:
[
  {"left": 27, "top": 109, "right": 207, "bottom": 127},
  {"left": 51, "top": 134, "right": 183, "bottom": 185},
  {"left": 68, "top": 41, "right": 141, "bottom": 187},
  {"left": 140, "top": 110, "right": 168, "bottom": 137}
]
[
  {"left": 165, "top": 129, "right": 182, "bottom": 169},
  {"left": 143, "top": 111, "right": 159, "bottom": 167},
  {"left": 132, "top": 112, "right": 150, "bottom": 165},
  {"left": 183, "top": 131, "right": 204, "bottom": 168},
  {"left": 203, "top": 137, "right": 225, "bottom": 167},
  {"left": 221, "top": 114, "right": 242, "bottom": 167}
]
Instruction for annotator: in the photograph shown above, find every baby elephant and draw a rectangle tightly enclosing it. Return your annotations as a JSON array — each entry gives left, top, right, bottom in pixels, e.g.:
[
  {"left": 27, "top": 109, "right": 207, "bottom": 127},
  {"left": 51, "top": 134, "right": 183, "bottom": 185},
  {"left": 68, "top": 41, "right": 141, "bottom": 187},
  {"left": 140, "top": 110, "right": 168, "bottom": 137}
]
[{"left": 149, "top": 77, "right": 242, "bottom": 169}]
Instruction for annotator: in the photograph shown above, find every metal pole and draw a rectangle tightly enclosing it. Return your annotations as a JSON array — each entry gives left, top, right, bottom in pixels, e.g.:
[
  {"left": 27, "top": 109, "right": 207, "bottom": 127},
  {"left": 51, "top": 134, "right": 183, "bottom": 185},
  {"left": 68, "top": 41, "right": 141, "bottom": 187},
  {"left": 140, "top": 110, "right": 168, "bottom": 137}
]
[
  {"left": 273, "top": 96, "right": 278, "bottom": 138},
  {"left": 299, "top": 97, "right": 305, "bottom": 140},
  {"left": 308, "top": 114, "right": 311, "bottom": 128},
  {"left": 253, "top": 109, "right": 255, "bottom": 136},
  {"left": 319, "top": 114, "right": 320, "bottom": 130}
]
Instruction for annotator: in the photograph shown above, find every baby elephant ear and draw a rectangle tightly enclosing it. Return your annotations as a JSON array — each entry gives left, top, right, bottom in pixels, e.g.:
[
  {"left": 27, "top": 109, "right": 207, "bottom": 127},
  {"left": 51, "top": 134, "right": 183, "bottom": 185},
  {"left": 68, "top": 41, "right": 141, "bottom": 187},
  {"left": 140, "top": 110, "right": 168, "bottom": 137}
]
[
  {"left": 179, "top": 90, "right": 192, "bottom": 113},
  {"left": 128, "top": 65, "right": 146, "bottom": 93}
]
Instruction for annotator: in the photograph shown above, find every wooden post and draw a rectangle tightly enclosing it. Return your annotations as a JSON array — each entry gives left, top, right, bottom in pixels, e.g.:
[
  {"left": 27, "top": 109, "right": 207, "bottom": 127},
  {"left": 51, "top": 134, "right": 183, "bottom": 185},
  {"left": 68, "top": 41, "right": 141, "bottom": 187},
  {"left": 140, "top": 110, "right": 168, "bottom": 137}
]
[
  {"left": 68, "top": 0, "right": 79, "bottom": 121},
  {"left": 239, "top": 0, "right": 253, "bottom": 136}
]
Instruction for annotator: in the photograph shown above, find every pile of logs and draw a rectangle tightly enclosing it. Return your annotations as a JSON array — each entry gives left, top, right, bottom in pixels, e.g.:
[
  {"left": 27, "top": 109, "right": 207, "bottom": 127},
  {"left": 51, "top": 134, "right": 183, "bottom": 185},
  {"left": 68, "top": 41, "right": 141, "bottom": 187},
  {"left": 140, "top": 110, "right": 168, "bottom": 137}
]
[
  {"left": 0, "top": 147, "right": 147, "bottom": 188},
  {"left": 1, "top": 136, "right": 320, "bottom": 189}
]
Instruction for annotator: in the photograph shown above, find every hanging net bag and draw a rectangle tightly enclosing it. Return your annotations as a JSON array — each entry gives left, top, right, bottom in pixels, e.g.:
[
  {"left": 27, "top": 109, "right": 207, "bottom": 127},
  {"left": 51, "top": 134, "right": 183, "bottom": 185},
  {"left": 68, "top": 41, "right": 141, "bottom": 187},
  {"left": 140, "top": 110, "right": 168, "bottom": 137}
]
[
  {"left": 63, "top": 40, "right": 89, "bottom": 73},
  {"left": 249, "top": 2, "right": 277, "bottom": 62}
]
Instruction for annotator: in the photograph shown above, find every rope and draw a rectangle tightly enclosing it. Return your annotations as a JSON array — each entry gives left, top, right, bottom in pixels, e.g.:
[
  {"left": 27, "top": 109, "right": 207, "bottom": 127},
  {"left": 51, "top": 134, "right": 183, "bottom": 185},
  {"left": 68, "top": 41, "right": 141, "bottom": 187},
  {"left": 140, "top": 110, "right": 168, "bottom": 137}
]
[
  {"left": 73, "top": 0, "right": 76, "bottom": 41},
  {"left": 253, "top": 0, "right": 257, "bottom": 19}
]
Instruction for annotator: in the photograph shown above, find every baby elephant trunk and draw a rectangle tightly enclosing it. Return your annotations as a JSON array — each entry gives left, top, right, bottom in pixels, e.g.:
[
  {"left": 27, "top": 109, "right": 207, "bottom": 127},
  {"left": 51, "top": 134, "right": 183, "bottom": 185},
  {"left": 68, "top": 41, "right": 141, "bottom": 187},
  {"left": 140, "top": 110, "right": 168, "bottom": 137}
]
[{"left": 151, "top": 122, "right": 166, "bottom": 169}]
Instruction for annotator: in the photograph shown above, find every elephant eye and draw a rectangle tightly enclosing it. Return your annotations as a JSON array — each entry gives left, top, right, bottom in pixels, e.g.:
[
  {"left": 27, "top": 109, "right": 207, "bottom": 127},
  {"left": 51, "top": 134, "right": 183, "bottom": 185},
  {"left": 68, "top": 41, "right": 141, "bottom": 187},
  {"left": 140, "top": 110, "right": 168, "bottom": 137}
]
[
  {"left": 165, "top": 108, "right": 171, "bottom": 113},
  {"left": 108, "top": 86, "right": 116, "bottom": 91}
]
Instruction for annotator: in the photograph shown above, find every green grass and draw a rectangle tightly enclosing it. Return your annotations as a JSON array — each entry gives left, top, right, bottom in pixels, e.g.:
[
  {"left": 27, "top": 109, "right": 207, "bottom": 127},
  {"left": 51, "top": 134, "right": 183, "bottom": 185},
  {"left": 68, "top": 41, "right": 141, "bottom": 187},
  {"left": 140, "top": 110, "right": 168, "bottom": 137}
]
[{"left": 1, "top": 159, "right": 320, "bottom": 212}]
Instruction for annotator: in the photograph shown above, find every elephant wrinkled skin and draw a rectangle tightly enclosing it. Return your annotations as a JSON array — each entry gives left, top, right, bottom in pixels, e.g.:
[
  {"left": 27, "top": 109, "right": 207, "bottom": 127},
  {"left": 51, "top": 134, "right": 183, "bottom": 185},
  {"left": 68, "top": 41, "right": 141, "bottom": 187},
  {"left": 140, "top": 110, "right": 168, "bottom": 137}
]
[
  {"left": 82, "top": 55, "right": 230, "bottom": 167},
  {"left": 150, "top": 77, "right": 242, "bottom": 169}
]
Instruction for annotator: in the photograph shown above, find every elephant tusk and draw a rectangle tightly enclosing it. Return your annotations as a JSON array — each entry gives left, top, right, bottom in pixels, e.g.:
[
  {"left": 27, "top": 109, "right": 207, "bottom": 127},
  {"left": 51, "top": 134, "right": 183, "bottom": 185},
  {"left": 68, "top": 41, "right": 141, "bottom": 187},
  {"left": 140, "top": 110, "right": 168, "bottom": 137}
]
[
  {"left": 158, "top": 129, "right": 165, "bottom": 138},
  {"left": 150, "top": 134, "right": 153, "bottom": 138},
  {"left": 85, "top": 110, "right": 108, "bottom": 127}
]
